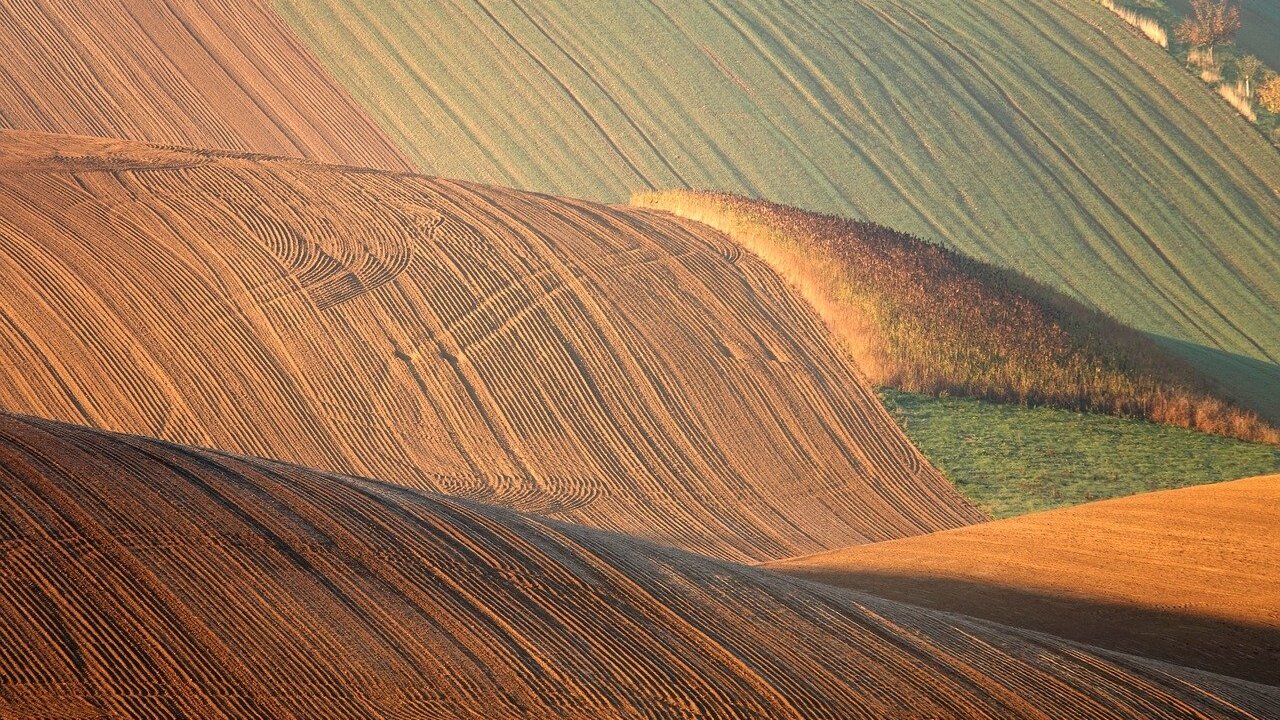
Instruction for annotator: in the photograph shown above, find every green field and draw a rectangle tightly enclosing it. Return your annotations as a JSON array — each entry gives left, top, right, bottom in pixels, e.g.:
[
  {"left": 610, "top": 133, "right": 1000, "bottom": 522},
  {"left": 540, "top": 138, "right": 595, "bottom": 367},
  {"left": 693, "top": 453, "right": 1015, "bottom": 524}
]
[
  {"left": 277, "top": 0, "right": 1280, "bottom": 420},
  {"left": 880, "top": 389, "right": 1280, "bottom": 518}
]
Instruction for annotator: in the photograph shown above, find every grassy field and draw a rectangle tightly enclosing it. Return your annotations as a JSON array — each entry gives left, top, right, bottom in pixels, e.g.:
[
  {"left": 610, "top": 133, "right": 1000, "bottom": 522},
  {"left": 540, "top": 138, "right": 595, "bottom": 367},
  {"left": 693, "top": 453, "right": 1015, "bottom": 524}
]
[
  {"left": 880, "top": 389, "right": 1280, "bottom": 518},
  {"left": 276, "top": 0, "right": 1280, "bottom": 420}
]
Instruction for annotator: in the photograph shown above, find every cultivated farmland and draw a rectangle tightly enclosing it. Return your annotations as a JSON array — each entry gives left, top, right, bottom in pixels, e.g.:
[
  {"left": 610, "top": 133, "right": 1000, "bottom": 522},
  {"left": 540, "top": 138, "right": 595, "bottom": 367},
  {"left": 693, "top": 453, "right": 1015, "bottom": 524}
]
[
  {"left": 0, "top": 412, "right": 1275, "bottom": 719},
  {"left": 0, "top": 129, "right": 983, "bottom": 563},
  {"left": 275, "top": 0, "right": 1280, "bottom": 419},
  {"left": 770, "top": 473, "right": 1280, "bottom": 685},
  {"left": 0, "top": 0, "right": 408, "bottom": 170}
]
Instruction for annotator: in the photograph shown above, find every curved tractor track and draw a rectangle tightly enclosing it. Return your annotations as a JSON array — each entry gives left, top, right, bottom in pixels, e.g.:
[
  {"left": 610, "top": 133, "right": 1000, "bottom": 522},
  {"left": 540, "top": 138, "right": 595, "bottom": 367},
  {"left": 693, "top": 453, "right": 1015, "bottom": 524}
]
[
  {"left": 276, "top": 0, "right": 1280, "bottom": 420},
  {"left": 0, "top": 130, "right": 982, "bottom": 562},
  {"left": 0, "top": 412, "right": 1276, "bottom": 719},
  {"left": 0, "top": 0, "right": 408, "bottom": 171}
]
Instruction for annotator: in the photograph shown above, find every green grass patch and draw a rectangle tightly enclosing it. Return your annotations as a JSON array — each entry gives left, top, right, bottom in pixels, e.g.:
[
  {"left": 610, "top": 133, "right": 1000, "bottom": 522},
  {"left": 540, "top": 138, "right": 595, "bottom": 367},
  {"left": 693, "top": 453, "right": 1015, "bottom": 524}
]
[{"left": 879, "top": 389, "right": 1280, "bottom": 519}]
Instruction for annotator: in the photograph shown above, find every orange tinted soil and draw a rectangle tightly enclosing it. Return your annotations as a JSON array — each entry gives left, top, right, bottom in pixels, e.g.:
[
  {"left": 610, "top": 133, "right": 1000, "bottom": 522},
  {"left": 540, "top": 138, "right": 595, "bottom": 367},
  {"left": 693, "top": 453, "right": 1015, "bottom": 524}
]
[
  {"left": 769, "top": 474, "right": 1280, "bottom": 684},
  {"left": 0, "top": 0, "right": 409, "bottom": 170},
  {"left": 0, "top": 413, "right": 1275, "bottom": 719},
  {"left": 0, "top": 129, "right": 983, "bottom": 562}
]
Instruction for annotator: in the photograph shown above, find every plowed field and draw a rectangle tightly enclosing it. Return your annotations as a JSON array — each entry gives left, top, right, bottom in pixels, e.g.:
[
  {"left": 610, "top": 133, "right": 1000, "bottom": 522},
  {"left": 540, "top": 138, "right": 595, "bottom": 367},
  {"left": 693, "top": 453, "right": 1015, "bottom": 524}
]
[
  {"left": 0, "top": 0, "right": 408, "bottom": 170},
  {"left": 0, "top": 129, "right": 982, "bottom": 562},
  {"left": 0, "top": 413, "right": 1275, "bottom": 719}
]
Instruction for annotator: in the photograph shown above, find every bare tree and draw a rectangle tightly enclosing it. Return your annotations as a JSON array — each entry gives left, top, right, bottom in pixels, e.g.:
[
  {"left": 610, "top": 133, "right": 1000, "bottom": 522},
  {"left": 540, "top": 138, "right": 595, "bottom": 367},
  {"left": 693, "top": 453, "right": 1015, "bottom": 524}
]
[
  {"left": 1175, "top": 0, "right": 1241, "bottom": 67},
  {"left": 1236, "top": 55, "right": 1265, "bottom": 98}
]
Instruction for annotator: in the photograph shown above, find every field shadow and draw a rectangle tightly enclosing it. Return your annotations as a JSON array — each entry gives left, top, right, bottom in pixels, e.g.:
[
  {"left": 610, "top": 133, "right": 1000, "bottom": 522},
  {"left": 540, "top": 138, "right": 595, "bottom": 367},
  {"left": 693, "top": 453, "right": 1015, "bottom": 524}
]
[
  {"left": 777, "top": 568, "right": 1280, "bottom": 687},
  {"left": 1151, "top": 334, "right": 1280, "bottom": 423}
]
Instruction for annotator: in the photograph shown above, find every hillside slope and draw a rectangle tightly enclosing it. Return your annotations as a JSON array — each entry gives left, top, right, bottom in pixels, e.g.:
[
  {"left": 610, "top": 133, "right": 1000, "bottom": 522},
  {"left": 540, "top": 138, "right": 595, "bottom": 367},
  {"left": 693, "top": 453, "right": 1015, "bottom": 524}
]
[
  {"left": 0, "top": 129, "right": 982, "bottom": 562},
  {"left": 635, "top": 190, "right": 1277, "bottom": 443},
  {"left": 769, "top": 474, "right": 1280, "bottom": 685},
  {"left": 1, "top": 413, "right": 1277, "bottom": 719},
  {"left": 0, "top": 0, "right": 408, "bottom": 170},
  {"left": 276, "top": 0, "right": 1280, "bottom": 419}
]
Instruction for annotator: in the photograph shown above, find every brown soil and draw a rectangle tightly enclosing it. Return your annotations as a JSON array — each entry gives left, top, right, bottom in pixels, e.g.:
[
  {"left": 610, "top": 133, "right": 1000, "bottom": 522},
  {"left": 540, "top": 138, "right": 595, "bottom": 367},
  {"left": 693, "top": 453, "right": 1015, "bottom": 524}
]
[
  {"left": 0, "top": 129, "right": 983, "bottom": 562},
  {"left": 0, "top": 0, "right": 409, "bottom": 171},
  {"left": 768, "top": 474, "right": 1280, "bottom": 684},
  {"left": 0, "top": 412, "right": 1275, "bottom": 719}
]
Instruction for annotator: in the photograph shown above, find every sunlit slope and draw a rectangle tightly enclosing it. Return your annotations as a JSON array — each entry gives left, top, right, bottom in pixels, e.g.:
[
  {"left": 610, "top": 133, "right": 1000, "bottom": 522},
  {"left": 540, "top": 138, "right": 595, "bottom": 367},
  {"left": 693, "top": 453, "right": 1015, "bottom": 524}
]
[
  {"left": 0, "top": 0, "right": 408, "bottom": 170},
  {"left": 277, "top": 0, "right": 1280, "bottom": 419},
  {"left": 2, "top": 414, "right": 1276, "bottom": 720},
  {"left": 0, "top": 130, "right": 981, "bottom": 562},
  {"left": 769, "top": 474, "right": 1280, "bottom": 685}
]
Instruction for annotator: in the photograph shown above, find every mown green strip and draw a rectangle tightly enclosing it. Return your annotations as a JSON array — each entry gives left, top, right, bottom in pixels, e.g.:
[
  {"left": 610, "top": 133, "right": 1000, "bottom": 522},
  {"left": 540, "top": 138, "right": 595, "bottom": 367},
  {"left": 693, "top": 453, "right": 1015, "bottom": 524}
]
[{"left": 880, "top": 389, "right": 1280, "bottom": 519}]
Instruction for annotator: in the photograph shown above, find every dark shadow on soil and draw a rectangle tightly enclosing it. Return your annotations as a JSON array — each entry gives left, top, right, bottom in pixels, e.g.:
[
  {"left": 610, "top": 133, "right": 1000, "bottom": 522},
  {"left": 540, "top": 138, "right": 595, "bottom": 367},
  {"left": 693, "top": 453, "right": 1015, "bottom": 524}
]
[{"left": 773, "top": 568, "right": 1280, "bottom": 687}]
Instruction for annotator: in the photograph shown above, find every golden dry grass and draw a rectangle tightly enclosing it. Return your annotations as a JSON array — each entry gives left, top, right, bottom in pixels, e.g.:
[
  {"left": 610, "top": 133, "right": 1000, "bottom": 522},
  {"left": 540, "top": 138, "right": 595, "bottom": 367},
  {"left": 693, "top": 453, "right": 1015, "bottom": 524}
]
[
  {"left": 1, "top": 412, "right": 1276, "bottom": 719},
  {"left": 1099, "top": 0, "right": 1170, "bottom": 47},
  {"left": 634, "top": 190, "right": 1279, "bottom": 444},
  {"left": 769, "top": 473, "right": 1280, "bottom": 685},
  {"left": 1219, "top": 81, "right": 1259, "bottom": 121},
  {"left": 0, "top": 130, "right": 984, "bottom": 563}
]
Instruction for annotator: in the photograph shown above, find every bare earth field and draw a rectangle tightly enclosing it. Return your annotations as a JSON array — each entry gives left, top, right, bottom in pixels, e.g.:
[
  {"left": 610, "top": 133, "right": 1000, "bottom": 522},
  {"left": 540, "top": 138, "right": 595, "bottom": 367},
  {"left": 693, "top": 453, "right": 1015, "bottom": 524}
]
[
  {"left": 0, "top": 2, "right": 1276, "bottom": 714},
  {"left": 0, "top": 0, "right": 408, "bottom": 170},
  {"left": 1, "top": 412, "right": 1276, "bottom": 719},
  {"left": 0, "top": 129, "right": 983, "bottom": 562},
  {"left": 769, "top": 473, "right": 1280, "bottom": 685}
]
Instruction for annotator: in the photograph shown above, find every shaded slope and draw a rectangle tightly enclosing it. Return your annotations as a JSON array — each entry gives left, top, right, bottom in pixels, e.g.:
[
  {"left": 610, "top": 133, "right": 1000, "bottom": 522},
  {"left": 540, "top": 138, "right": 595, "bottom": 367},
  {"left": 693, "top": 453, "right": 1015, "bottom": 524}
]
[
  {"left": 277, "top": 0, "right": 1280, "bottom": 419},
  {"left": 0, "top": 0, "right": 408, "bottom": 170},
  {"left": 1, "top": 413, "right": 1277, "bottom": 719},
  {"left": 634, "top": 190, "right": 1277, "bottom": 443},
  {"left": 769, "top": 474, "right": 1280, "bottom": 685},
  {"left": 0, "top": 129, "right": 981, "bottom": 562}
]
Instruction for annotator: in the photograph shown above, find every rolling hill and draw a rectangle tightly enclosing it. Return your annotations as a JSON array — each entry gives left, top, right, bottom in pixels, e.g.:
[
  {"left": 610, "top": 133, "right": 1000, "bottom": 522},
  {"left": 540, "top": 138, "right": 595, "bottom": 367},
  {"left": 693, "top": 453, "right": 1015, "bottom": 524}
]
[
  {"left": 1, "top": 412, "right": 1277, "bottom": 719},
  {"left": 0, "top": 0, "right": 408, "bottom": 170},
  {"left": 274, "top": 0, "right": 1280, "bottom": 420},
  {"left": 768, "top": 473, "right": 1280, "bottom": 685},
  {"left": 634, "top": 190, "right": 1278, "bottom": 443},
  {"left": 0, "top": 129, "right": 983, "bottom": 562}
]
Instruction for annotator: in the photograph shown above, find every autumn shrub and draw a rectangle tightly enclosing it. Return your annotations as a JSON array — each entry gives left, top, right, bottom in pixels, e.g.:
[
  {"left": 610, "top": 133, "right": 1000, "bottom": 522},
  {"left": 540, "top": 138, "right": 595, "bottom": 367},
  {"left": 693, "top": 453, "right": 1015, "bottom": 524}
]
[
  {"left": 633, "top": 190, "right": 1279, "bottom": 444},
  {"left": 1260, "top": 74, "right": 1280, "bottom": 114}
]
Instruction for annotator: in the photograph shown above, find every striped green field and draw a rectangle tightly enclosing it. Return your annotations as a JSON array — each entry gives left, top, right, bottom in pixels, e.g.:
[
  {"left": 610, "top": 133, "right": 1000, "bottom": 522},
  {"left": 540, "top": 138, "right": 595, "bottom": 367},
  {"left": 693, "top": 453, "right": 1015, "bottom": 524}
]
[{"left": 275, "top": 0, "right": 1280, "bottom": 420}]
